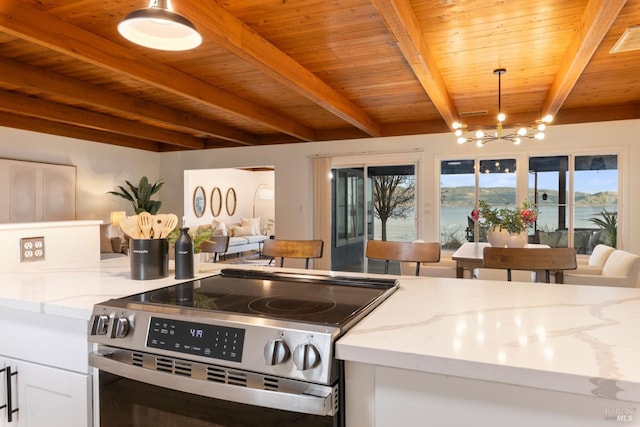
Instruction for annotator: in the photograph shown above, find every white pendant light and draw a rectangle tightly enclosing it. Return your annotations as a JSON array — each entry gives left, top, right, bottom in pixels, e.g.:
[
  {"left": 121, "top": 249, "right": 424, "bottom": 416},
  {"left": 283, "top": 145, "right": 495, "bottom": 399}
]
[{"left": 118, "top": 0, "right": 202, "bottom": 51}]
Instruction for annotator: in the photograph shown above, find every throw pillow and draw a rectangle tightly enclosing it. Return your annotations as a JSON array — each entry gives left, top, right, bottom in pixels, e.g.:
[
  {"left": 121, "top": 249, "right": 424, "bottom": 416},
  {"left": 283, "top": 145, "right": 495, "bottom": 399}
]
[
  {"left": 212, "top": 219, "right": 227, "bottom": 236},
  {"left": 100, "top": 224, "right": 114, "bottom": 253},
  {"left": 241, "top": 217, "right": 260, "bottom": 235},
  {"left": 231, "top": 225, "right": 255, "bottom": 237}
]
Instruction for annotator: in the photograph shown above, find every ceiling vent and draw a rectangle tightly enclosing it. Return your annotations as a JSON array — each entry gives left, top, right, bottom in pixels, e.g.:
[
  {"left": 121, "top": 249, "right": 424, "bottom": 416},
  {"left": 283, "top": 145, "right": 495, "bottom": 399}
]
[
  {"left": 459, "top": 110, "right": 487, "bottom": 117},
  {"left": 610, "top": 25, "right": 640, "bottom": 53}
]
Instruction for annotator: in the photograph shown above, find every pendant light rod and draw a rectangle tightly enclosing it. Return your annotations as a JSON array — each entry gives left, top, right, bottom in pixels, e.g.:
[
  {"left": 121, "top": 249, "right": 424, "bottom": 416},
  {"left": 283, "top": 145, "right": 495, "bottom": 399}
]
[{"left": 495, "top": 68, "right": 505, "bottom": 116}]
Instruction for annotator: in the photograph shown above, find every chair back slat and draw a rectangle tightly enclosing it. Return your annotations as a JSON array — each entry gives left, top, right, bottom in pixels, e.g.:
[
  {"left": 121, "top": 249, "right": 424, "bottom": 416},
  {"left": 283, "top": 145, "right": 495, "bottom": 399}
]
[
  {"left": 483, "top": 247, "right": 577, "bottom": 283},
  {"left": 366, "top": 240, "right": 441, "bottom": 275},
  {"left": 262, "top": 239, "right": 324, "bottom": 268}
]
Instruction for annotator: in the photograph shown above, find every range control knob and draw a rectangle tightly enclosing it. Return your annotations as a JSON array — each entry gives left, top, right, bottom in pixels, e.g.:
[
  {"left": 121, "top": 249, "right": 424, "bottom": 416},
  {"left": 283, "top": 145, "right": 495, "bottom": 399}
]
[
  {"left": 111, "top": 317, "right": 130, "bottom": 338},
  {"left": 93, "top": 315, "right": 109, "bottom": 335},
  {"left": 264, "top": 339, "right": 291, "bottom": 365},
  {"left": 293, "top": 343, "right": 321, "bottom": 371}
]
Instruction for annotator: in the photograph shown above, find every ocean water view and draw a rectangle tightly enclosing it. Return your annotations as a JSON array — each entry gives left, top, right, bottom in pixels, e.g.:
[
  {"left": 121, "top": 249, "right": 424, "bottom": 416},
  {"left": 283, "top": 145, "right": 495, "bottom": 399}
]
[{"left": 373, "top": 206, "right": 611, "bottom": 243}]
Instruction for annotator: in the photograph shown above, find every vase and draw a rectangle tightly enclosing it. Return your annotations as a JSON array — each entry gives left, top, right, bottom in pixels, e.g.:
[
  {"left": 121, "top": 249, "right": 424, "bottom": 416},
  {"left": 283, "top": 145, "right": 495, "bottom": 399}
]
[
  {"left": 193, "top": 253, "right": 201, "bottom": 273},
  {"left": 487, "top": 227, "right": 509, "bottom": 247},
  {"left": 506, "top": 233, "right": 527, "bottom": 248}
]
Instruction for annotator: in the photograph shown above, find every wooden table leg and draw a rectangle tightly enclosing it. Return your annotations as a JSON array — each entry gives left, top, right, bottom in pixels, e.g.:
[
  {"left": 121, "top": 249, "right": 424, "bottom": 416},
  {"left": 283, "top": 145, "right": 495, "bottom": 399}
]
[{"left": 456, "top": 262, "right": 464, "bottom": 279}]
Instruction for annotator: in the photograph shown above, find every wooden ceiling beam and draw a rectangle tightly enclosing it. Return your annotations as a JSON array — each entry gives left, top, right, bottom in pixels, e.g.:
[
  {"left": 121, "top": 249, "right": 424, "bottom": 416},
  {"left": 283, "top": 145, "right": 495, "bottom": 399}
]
[
  {"left": 0, "top": 56, "right": 257, "bottom": 146},
  {"left": 0, "top": 91, "right": 205, "bottom": 149},
  {"left": 541, "top": 0, "right": 627, "bottom": 117},
  {"left": 175, "top": 2, "right": 382, "bottom": 137},
  {"left": 369, "top": 0, "right": 458, "bottom": 129},
  {"left": 0, "top": 111, "right": 162, "bottom": 151},
  {"left": 0, "top": 1, "right": 316, "bottom": 141}
]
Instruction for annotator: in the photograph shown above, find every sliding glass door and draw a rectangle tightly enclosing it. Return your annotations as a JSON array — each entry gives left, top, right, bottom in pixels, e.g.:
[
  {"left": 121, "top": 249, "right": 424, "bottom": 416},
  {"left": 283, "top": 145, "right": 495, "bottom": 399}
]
[{"left": 331, "top": 164, "right": 416, "bottom": 273}]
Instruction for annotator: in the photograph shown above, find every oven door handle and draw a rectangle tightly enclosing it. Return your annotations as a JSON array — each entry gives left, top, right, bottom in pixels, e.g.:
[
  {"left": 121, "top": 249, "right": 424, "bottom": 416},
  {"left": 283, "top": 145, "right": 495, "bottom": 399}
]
[{"left": 90, "top": 351, "right": 336, "bottom": 416}]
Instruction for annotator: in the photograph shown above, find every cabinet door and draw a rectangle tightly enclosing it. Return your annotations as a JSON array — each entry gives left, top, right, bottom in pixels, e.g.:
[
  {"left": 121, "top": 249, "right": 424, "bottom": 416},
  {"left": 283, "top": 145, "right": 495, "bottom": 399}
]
[
  {"left": 0, "top": 358, "right": 7, "bottom": 426},
  {"left": 0, "top": 357, "right": 19, "bottom": 427},
  {"left": 11, "top": 359, "right": 91, "bottom": 427}
]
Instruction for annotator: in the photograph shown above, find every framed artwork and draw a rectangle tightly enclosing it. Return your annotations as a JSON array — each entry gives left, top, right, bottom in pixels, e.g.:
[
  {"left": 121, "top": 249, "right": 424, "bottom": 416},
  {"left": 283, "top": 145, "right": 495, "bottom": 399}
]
[
  {"left": 193, "top": 186, "right": 206, "bottom": 217},
  {"left": 210, "top": 186, "right": 222, "bottom": 217},
  {"left": 225, "top": 187, "right": 237, "bottom": 216}
]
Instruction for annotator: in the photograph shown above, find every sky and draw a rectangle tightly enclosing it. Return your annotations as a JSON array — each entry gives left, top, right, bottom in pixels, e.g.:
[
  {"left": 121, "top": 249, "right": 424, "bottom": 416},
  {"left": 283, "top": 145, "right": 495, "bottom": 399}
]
[{"left": 441, "top": 169, "right": 617, "bottom": 194}]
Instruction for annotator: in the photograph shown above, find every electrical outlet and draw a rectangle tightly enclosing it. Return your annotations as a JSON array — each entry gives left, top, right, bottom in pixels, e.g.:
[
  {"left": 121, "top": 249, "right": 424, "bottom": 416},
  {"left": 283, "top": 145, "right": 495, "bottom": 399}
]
[{"left": 21, "top": 236, "right": 45, "bottom": 262}]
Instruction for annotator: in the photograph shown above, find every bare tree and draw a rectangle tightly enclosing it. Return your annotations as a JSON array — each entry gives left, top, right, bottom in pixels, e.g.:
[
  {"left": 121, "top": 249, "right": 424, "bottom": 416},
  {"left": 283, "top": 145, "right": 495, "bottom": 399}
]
[{"left": 373, "top": 175, "right": 414, "bottom": 241}]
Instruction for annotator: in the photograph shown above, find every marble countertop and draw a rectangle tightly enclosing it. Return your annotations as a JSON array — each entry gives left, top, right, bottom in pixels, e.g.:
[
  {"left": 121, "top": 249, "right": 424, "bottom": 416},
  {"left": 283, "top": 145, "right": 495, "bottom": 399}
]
[
  {"left": 3, "top": 258, "right": 639, "bottom": 402},
  {"left": 335, "top": 275, "right": 640, "bottom": 402},
  {"left": 0, "top": 257, "right": 223, "bottom": 319}
]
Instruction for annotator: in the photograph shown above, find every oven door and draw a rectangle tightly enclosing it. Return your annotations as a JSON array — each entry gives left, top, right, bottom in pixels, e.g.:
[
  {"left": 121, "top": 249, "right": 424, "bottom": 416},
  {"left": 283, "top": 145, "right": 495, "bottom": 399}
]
[{"left": 91, "top": 348, "right": 342, "bottom": 427}]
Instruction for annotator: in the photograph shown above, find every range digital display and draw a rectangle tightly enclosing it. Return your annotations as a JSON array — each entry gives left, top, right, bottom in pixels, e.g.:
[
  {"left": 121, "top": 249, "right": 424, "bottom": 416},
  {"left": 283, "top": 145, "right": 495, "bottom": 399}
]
[{"left": 147, "top": 317, "right": 244, "bottom": 362}]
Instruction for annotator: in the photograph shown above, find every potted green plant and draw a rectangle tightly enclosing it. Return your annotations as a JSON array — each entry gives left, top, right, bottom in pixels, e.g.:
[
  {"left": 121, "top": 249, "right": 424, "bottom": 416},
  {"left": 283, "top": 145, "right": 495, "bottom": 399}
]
[
  {"left": 108, "top": 176, "right": 164, "bottom": 214},
  {"left": 589, "top": 209, "right": 617, "bottom": 248},
  {"left": 167, "top": 226, "right": 214, "bottom": 273},
  {"left": 167, "top": 227, "right": 214, "bottom": 254}
]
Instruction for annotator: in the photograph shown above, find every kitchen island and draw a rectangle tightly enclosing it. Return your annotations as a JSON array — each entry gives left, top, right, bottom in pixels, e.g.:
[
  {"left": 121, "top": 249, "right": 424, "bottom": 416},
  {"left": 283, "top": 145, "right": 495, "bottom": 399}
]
[
  {"left": 335, "top": 275, "right": 640, "bottom": 426},
  {"left": 1, "top": 258, "right": 638, "bottom": 426}
]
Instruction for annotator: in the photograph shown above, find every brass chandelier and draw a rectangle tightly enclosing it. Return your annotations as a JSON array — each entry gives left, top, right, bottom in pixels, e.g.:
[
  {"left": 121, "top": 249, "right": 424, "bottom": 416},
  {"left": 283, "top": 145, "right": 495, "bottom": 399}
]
[{"left": 452, "top": 68, "right": 552, "bottom": 147}]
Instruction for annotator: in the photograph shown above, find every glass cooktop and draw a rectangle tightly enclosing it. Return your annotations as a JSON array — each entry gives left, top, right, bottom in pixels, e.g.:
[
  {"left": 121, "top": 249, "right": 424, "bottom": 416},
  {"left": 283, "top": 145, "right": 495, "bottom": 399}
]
[{"left": 121, "top": 269, "right": 398, "bottom": 327}]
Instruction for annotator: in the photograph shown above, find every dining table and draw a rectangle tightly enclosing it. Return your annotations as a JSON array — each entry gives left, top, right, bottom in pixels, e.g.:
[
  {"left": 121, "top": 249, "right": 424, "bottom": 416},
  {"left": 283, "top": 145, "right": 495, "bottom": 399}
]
[{"left": 451, "top": 242, "right": 550, "bottom": 279}]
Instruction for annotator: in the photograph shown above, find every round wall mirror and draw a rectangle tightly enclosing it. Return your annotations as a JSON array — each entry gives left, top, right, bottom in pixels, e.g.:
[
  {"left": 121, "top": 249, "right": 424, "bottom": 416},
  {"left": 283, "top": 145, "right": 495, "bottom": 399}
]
[
  {"left": 225, "top": 187, "right": 237, "bottom": 216},
  {"left": 210, "top": 187, "right": 222, "bottom": 217},
  {"left": 193, "top": 186, "right": 206, "bottom": 217}
]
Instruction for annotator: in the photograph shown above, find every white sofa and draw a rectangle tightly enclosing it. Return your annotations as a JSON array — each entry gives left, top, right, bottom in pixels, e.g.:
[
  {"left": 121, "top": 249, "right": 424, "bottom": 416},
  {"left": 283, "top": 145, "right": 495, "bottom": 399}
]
[
  {"left": 226, "top": 234, "right": 268, "bottom": 255},
  {"left": 208, "top": 218, "right": 269, "bottom": 257},
  {"left": 564, "top": 248, "right": 640, "bottom": 288}
]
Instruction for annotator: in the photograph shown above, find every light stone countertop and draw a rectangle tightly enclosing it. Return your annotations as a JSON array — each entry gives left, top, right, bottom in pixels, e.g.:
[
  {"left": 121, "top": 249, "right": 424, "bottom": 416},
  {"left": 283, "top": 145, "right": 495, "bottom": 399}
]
[
  {"left": 2, "top": 258, "right": 639, "bottom": 403},
  {"left": 335, "top": 275, "right": 640, "bottom": 402},
  {"left": 0, "top": 257, "right": 223, "bottom": 319}
]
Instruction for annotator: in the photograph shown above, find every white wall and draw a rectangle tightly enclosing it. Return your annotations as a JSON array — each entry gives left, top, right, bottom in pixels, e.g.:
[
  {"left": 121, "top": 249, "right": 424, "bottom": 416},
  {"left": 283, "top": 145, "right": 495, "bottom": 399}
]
[
  {"left": 2, "top": 119, "right": 639, "bottom": 255},
  {"left": 0, "top": 127, "right": 161, "bottom": 223},
  {"left": 160, "top": 120, "right": 640, "bottom": 255}
]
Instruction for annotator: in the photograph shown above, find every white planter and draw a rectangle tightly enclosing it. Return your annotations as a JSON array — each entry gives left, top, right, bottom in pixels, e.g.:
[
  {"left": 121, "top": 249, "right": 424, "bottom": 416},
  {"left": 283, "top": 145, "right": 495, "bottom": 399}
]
[
  {"left": 506, "top": 233, "right": 526, "bottom": 248},
  {"left": 487, "top": 227, "right": 509, "bottom": 247},
  {"left": 194, "top": 253, "right": 201, "bottom": 273}
]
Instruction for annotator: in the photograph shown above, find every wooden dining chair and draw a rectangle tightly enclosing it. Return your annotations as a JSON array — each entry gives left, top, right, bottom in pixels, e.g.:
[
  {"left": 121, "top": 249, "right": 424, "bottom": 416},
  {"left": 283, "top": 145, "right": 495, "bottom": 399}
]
[
  {"left": 198, "top": 235, "right": 230, "bottom": 263},
  {"left": 482, "top": 247, "right": 577, "bottom": 283},
  {"left": 262, "top": 239, "right": 324, "bottom": 269},
  {"left": 365, "top": 240, "right": 441, "bottom": 276}
]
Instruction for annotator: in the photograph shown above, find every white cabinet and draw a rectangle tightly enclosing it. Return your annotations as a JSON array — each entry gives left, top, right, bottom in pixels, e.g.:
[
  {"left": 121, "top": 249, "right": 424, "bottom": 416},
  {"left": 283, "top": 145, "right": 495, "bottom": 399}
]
[
  {"left": 1, "top": 357, "right": 91, "bottom": 427},
  {"left": 0, "top": 307, "right": 93, "bottom": 427},
  {"left": 344, "top": 362, "right": 640, "bottom": 427}
]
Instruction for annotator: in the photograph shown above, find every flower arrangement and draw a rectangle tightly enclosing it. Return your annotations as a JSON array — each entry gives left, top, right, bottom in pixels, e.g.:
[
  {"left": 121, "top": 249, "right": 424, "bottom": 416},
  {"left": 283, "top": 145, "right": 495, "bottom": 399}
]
[{"left": 472, "top": 200, "right": 539, "bottom": 234}]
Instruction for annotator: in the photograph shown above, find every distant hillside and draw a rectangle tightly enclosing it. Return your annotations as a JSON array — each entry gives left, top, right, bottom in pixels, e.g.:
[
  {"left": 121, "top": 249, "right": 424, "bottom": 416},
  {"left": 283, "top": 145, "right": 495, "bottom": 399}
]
[{"left": 441, "top": 186, "right": 617, "bottom": 206}]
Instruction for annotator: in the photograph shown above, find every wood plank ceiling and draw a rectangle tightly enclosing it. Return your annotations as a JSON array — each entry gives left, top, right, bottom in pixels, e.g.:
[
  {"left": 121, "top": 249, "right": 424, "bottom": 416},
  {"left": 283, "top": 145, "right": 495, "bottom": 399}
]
[{"left": 0, "top": 0, "right": 639, "bottom": 152}]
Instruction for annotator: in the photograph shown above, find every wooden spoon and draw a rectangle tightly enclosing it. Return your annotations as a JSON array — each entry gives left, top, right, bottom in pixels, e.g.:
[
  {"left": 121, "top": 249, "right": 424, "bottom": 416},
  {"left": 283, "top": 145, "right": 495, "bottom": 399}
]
[
  {"left": 137, "top": 212, "right": 152, "bottom": 239},
  {"left": 120, "top": 215, "right": 141, "bottom": 239},
  {"left": 152, "top": 214, "right": 166, "bottom": 239},
  {"left": 159, "top": 214, "right": 178, "bottom": 238}
]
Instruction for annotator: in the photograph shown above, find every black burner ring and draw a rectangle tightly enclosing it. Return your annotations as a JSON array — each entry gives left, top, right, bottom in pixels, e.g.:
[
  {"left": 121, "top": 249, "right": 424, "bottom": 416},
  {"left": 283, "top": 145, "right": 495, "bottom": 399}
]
[{"left": 249, "top": 296, "right": 336, "bottom": 317}]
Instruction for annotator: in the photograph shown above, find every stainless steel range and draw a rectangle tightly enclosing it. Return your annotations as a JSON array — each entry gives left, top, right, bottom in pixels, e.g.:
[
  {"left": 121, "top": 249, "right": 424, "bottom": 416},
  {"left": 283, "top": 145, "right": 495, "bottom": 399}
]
[{"left": 88, "top": 268, "right": 398, "bottom": 427}]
